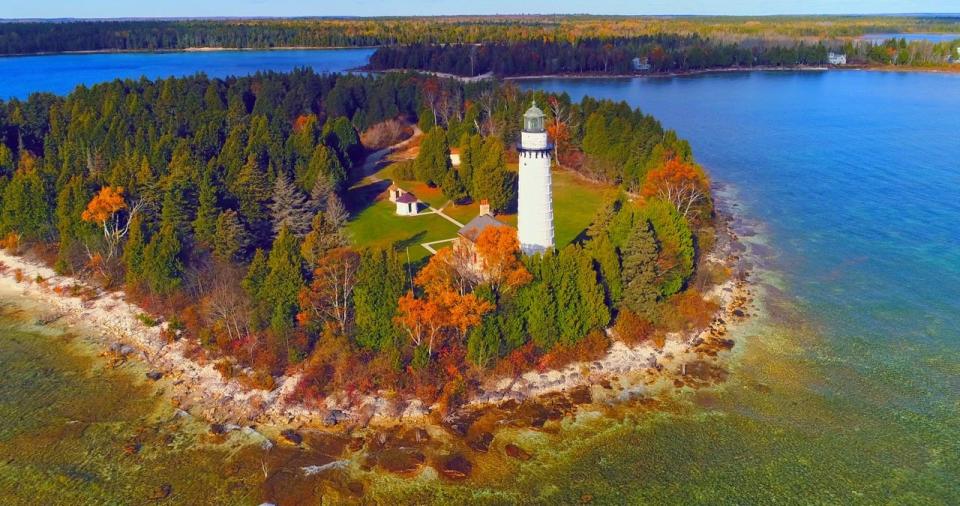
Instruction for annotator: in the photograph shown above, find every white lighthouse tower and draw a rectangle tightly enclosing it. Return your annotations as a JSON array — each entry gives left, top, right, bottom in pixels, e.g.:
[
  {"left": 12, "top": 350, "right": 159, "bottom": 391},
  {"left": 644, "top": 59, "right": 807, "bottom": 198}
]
[{"left": 517, "top": 101, "right": 555, "bottom": 255}]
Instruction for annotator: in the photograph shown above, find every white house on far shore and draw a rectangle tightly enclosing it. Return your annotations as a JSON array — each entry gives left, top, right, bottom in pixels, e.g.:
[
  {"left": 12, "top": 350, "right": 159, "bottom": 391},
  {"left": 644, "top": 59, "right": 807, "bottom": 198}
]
[{"left": 828, "top": 52, "right": 847, "bottom": 65}]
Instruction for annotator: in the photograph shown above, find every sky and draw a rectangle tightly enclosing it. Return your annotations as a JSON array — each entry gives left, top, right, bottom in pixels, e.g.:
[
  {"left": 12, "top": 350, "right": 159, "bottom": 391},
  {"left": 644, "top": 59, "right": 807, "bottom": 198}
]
[{"left": 3, "top": 1, "right": 959, "bottom": 19}]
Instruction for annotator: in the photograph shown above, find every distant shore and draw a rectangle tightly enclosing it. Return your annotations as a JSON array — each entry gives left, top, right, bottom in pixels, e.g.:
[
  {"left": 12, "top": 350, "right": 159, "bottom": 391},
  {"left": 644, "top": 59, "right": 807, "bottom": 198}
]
[{"left": 0, "top": 45, "right": 378, "bottom": 58}]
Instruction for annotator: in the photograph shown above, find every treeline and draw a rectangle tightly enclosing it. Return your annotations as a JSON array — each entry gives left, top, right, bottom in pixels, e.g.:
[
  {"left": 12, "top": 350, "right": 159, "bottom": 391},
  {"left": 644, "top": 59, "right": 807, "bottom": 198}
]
[
  {"left": 1, "top": 16, "right": 959, "bottom": 55},
  {"left": 0, "top": 70, "right": 715, "bottom": 410},
  {"left": 369, "top": 34, "right": 960, "bottom": 77},
  {"left": 369, "top": 37, "right": 838, "bottom": 76}
]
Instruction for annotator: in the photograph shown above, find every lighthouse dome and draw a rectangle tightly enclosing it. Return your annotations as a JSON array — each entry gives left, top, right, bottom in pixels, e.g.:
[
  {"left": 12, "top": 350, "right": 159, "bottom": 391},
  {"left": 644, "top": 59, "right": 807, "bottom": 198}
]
[{"left": 523, "top": 101, "right": 545, "bottom": 133}]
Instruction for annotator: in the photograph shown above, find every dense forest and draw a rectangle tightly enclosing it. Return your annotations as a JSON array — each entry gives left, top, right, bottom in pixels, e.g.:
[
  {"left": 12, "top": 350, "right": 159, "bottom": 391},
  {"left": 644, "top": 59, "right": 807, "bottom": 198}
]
[
  {"left": 0, "top": 70, "right": 715, "bottom": 411},
  {"left": 368, "top": 35, "right": 960, "bottom": 76},
  {"left": 0, "top": 15, "right": 958, "bottom": 55}
]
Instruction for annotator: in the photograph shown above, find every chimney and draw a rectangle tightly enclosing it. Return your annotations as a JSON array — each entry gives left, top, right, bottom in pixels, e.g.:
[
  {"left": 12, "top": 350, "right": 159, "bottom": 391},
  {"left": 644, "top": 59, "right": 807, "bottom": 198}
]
[{"left": 479, "top": 199, "right": 491, "bottom": 216}]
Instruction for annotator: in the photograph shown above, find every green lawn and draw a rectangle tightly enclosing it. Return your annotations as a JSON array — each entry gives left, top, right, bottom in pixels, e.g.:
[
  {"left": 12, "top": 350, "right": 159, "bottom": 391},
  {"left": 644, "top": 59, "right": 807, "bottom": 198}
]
[
  {"left": 346, "top": 199, "right": 461, "bottom": 261},
  {"left": 348, "top": 162, "right": 614, "bottom": 261},
  {"left": 550, "top": 169, "right": 616, "bottom": 246}
]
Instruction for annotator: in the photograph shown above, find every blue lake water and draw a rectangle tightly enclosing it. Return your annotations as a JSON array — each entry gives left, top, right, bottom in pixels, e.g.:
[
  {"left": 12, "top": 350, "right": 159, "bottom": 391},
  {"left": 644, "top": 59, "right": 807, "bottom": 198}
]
[
  {"left": 0, "top": 48, "right": 374, "bottom": 99},
  {"left": 0, "top": 49, "right": 957, "bottom": 503},
  {"left": 521, "top": 71, "right": 960, "bottom": 502}
]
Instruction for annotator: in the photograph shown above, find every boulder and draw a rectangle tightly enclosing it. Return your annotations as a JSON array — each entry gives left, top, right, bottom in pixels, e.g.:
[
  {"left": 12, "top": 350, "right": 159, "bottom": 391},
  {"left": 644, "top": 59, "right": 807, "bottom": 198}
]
[
  {"left": 280, "top": 429, "right": 303, "bottom": 445},
  {"left": 504, "top": 443, "right": 532, "bottom": 461}
]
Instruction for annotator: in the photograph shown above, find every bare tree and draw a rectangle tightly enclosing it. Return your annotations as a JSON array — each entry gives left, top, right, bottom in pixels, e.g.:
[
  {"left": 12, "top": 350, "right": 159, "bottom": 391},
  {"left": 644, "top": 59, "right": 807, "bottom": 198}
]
[{"left": 301, "top": 248, "right": 360, "bottom": 336}]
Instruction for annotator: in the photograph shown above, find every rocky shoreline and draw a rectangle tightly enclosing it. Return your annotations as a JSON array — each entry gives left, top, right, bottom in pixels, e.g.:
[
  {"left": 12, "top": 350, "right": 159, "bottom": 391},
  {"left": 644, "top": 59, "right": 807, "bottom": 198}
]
[{"left": 0, "top": 204, "right": 753, "bottom": 444}]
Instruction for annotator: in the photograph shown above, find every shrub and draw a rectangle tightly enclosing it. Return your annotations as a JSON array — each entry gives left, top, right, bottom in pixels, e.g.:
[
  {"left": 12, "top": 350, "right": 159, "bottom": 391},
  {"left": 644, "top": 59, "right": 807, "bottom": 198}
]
[
  {"left": 136, "top": 313, "right": 159, "bottom": 327},
  {"left": 614, "top": 309, "right": 654, "bottom": 346},
  {"left": 659, "top": 289, "right": 719, "bottom": 332}
]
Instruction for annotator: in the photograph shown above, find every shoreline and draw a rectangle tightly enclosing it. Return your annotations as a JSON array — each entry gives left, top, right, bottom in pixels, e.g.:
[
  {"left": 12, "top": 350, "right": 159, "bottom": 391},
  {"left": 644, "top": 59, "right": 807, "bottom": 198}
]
[
  {"left": 0, "top": 205, "right": 754, "bottom": 439},
  {"left": 0, "top": 46, "right": 379, "bottom": 58},
  {"left": 369, "top": 64, "right": 960, "bottom": 82}
]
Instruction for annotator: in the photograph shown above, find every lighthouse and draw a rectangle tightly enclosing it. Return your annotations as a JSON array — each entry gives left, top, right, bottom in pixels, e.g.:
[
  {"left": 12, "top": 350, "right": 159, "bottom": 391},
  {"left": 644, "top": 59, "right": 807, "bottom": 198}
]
[{"left": 517, "top": 101, "right": 555, "bottom": 255}]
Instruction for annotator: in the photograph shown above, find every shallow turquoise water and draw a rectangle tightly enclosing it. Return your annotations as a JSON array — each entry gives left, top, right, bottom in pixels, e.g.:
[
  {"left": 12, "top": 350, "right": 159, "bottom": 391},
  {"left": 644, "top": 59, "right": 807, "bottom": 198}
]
[{"left": 517, "top": 70, "right": 960, "bottom": 502}]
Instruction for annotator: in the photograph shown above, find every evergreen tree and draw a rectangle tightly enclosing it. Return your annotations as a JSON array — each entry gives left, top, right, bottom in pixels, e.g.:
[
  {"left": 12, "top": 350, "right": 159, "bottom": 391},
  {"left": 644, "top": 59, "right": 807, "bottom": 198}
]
[
  {"left": 300, "top": 209, "right": 347, "bottom": 266},
  {"left": 213, "top": 209, "right": 248, "bottom": 262},
  {"left": 472, "top": 137, "right": 515, "bottom": 212},
  {"left": 413, "top": 126, "right": 450, "bottom": 185},
  {"left": 302, "top": 144, "right": 345, "bottom": 193},
  {"left": 642, "top": 198, "right": 694, "bottom": 297},
  {"left": 440, "top": 169, "right": 468, "bottom": 202},
  {"left": 269, "top": 171, "right": 312, "bottom": 237},
  {"left": 576, "top": 251, "right": 611, "bottom": 332},
  {"left": 589, "top": 232, "right": 623, "bottom": 305},
  {"left": 263, "top": 225, "right": 305, "bottom": 335},
  {"left": 621, "top": 219, "right": 660, "bottom": 318},
  {"left": 243, "top": 248, "right": 270, "bottom": 329},
  {"left": 467, "top": 315, "right": 500, "bottom": 369},
  {"left": 554, "top": 246, "right": 587, "bottom": 345},
  {"left": 524, "top": 281, "right": 557, "bottom": 349},
  {"left": 1, "top": 167, "right": 52, "bottom": 241},
  {"left": 142, "top": 223, "right": 183, "bottom": 295},
  {"left": 193, "top": 169, "right": 219, "bottom": 247},
  {"left": 123, "top": 214, "right": 146, "bottom": 286},
  {"left": 232, "top": 154, "right": 271, "bottom": 238},
  {"left": 353, "top": 248, "right": 404, "bottom": 351},
  {"left": 54, "top": 175, "right": 94, "bottom": 271}
]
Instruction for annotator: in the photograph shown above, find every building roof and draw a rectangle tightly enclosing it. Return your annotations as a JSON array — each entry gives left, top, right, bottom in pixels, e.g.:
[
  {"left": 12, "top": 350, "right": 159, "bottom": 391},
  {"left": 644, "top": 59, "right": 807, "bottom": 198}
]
[
  {"left": 458, "top": 214, "right": 511, "bottom": 240},
  {"left": 396, "top": 193, "right": 418, "bottom": 204}
]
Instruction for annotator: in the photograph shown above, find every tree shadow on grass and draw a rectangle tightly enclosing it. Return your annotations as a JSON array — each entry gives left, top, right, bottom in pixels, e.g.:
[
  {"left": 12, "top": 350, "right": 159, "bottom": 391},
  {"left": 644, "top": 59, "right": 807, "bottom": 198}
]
[
  {"left": 392, "top": 231, "right": 427, "bottom": 252},
  {"left": 346, "top": 179, "right": 392, "bottom": 215}
]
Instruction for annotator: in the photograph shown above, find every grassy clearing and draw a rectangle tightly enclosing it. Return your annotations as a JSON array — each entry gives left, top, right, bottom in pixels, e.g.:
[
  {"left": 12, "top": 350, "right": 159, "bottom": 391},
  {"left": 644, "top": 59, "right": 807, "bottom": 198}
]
[
  {"left": 550, "top": 169, "right": 616, "bottom": 246},
  {"left": 346, "top": 199, "right": 460, "bottom": 261},
  {"left": 349, "top": 160, "right": 614, "bottom": 260}
]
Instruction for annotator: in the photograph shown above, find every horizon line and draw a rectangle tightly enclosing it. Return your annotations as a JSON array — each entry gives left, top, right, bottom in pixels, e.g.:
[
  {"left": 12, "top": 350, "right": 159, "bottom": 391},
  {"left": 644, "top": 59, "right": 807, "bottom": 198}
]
[{"left": 2, "top": 13, "right": 960, "bottom": 22}]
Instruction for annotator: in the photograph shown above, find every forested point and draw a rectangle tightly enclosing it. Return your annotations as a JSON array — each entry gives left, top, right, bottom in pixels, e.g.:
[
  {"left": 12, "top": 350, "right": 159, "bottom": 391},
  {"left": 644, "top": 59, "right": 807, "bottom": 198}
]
[
  {"left": 0, "top": 15, "right": 958, "bottom": 55},
  {"left": 0, "top": 69, "right": 718, "bottom": 412},
  {"left": 368, "top": 35, "right": 960, "bottom": 76}
]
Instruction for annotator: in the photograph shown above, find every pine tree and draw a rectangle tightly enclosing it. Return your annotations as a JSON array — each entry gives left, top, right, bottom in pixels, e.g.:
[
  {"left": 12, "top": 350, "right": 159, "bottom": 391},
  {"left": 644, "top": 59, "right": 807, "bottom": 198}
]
[
  {"left": 232, "top": 154, "right": 271, "bottom": 238},
  {"left": 243, "top": 248, "right": 270, "bottom": 330},
  {"left": 213, "top": 209, "right": 248, "bottom": 262},
  {"left": 472, "top": 137, "right": 515, "bottom": 212},
  {"left": 440, "top": 169, "right": 468, "bottom": 202},
  {"left": 1, "top": 167, "right": 52, "bottom": 241},
  {"left": 621, "top": 219, "right": 660, "bottom": 318},
  {"left": 642, "top": 198, "right": 694, "bottom": 297},
  {"left": 576, "top": 251, "right": 610, "bottom": 332},
  {"left": 302, "top": 144, "right": 345, "bottom": 193},
  {"left": 554, "top": 246, "right": 587, "bottom": 345},
  {"left": 142, "top": 223, "right": 183, "bottom": 295},
  {"left": 123, "top": 214, "right": 146, "bottom": 286},
  {"left": 589, "top": 232, "right": 623, "bottom": 305},
  {"left": 413, "top": 126, "right": 450, "bottom": 185},
  {"left": 54, "top": 175, "right": 94, "bottom": 271},
  {"left": 523, "top": 281, "right": 557, "bottom": 349},
  {"left": 193, "top": 169, "right": 219, "bottom": 247},
  {"left": 353, "top": 248, "right": 404, "bottom": 351},
  {"left": 300, "top": 209, "right": 347, "bottom": 266},
  {"left": 269, "top": 171, "right": 312, "bottom": 237},
  {"left": 263, "top": 225, "right": 305, "bottom": 336},
  {"left": 467, "top": 315, "right": 501, "bottom": 369}
]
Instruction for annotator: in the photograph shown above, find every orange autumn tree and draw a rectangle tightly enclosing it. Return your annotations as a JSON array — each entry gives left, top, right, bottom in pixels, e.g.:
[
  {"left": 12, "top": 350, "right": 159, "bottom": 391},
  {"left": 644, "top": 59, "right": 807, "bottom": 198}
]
[
  {"left": 641, "top": 157, "right": 710, "bottom": 220},
  {"left": 81, "top": 186, "right": 143, "bottom": 261},
  {"left": 474, "top": 225, "right": 533, "bottom": 294},
  {"left": 395, "top": 247, "right": 495, "bottom": 357}
]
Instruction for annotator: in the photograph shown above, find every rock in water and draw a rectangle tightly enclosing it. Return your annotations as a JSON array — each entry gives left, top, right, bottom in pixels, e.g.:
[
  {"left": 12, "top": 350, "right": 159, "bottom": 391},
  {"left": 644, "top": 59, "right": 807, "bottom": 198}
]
[
  {"left": 146, "top": 371, "right": 163, "bottom": 381},
  {"left": 150, "top": 484, "right": 172, "bottom": 500},
  {"left": 280, "top": 429, "right": 303, "bottom": 445},
  {"left": 505, "top": 443, "right": 532, "bottom": 461},
  {"left": 440, "top": 454, "right": 472, "bottom": 480}
]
